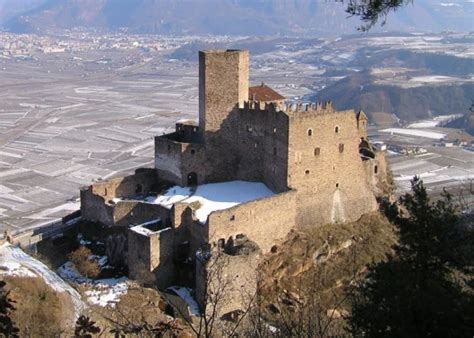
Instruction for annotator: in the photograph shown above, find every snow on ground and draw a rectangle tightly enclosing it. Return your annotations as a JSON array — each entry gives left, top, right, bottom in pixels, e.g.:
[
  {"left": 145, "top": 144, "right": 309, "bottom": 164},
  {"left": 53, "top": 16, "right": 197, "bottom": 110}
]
[
  {"left": 146, "top": 181, "right": 275, "bottom": 223},
  {"left": 0, "top": 244, "right": 85, "bottom": 317},
  {"left": 166, "top": 286, "right": 200, "bottom": 316},
  {"left": 58, "top": 261, "right": 128, "bottom": 308},
  {"left": 407, "top": 114, "right": 463, "bottom": 129},
  {"left": 380, "top": 128, "right": 446, "bottom": 140}
]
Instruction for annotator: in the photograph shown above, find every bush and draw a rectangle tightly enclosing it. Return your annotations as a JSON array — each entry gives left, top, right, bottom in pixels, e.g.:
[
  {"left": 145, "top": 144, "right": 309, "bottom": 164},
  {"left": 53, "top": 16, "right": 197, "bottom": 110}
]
[{"left": 68, "top": 246, "right": 100, "bottom": 279}]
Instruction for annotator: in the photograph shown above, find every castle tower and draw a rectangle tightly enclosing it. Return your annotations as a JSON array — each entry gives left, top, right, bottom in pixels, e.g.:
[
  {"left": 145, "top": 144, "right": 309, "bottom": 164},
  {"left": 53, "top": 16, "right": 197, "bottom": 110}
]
[{"left": 199, "top": 50, "right": 249, "bottom": 139}]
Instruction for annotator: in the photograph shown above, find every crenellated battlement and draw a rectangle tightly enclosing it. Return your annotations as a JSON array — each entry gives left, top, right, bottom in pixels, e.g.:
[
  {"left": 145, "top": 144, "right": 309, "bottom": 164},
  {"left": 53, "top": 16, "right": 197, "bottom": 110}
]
[{"left": 240, "top": 100, "right": 352, "bottom": 118}]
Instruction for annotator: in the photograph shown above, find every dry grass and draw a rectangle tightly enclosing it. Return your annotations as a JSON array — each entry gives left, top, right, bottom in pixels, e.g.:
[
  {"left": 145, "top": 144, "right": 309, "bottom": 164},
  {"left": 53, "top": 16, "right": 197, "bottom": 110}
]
[
  {"left": 4, "top": 276, "right": 75, "bottom": 336},
  {"left": 68, "top": 246, "right": 100, "bottom": 278}
]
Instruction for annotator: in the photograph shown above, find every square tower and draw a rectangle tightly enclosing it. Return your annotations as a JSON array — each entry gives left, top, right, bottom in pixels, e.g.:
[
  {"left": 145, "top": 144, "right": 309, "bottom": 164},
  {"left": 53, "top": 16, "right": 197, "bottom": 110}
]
[{"left": 199, "top": 50, "right": 249, "bottom": 138}]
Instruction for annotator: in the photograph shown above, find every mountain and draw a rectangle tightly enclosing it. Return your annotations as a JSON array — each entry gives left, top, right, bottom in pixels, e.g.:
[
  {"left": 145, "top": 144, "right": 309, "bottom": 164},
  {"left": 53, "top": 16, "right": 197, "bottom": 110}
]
[
  {"left": 312, "top": 71, "right": 474, "bottom": 124},
  {"left": 2, "top": 0, "right": 473, "bottom": 35}
]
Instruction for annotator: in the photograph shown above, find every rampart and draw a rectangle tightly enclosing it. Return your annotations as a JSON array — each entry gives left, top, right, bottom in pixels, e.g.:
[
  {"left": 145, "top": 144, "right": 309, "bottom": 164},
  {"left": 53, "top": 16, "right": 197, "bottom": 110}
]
[{"left": 204, "top": 189, "right": 297, "bottom": 253}]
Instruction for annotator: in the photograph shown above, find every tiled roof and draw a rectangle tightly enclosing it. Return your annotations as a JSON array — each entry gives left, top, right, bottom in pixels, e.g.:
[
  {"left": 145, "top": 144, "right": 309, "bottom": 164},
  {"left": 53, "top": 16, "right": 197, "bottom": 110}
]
[{"left": 249, "top": 84, "right": 285, "bottom": 102}]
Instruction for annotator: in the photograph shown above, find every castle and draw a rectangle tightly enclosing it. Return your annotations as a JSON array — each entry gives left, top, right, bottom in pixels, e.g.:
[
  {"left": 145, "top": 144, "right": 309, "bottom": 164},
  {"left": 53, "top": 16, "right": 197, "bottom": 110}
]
[{"left": 80, "top": 49, "right": 387, "bottom": 313}]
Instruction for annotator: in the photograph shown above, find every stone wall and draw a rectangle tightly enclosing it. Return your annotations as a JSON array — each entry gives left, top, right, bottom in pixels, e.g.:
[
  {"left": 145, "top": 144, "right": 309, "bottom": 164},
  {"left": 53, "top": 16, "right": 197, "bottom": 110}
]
[
  {"left": 128, "top": 227, "right": 176, "bottom": 289},
  {"left": 113, "top": 201, "right": 171, "bottom": 227},
  {"left": 199, "top": 50, "right": 249, "bottom": 138},
  {"left": 205, "top": 190, "right": 297, "bottom": 253},
  {"left": 287, "top": 105, "right": 377, "bottom": 225},
  {"left": 80, "top": 169, "right": 160, "bottom": 227}
]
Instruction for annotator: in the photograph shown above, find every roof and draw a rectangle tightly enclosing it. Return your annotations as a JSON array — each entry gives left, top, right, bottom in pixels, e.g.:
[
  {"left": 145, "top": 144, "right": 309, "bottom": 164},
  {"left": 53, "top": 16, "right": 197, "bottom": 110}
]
[{"left": 249, "top": 84, "right": 285, "bottom": 102}]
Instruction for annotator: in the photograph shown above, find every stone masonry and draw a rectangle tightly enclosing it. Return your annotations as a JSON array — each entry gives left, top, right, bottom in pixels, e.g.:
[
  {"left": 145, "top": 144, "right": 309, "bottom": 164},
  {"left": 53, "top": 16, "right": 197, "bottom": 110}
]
[{"left": 80, "top": 49, "right": 388, "bottom": 316}]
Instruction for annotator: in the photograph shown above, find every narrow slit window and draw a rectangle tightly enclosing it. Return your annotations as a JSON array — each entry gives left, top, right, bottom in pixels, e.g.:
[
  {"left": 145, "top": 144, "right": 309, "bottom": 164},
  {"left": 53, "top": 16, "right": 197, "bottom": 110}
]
[
  {"left": 308, "top": 128, "right": 313, "bottom": 136},
  {"left": 314, "top": 147, "right": 320, "bottom": 156},
  {"left": 339, "top": 143, "right": 344, "bottom": 153},
  {"left": 335, "top": 126, "right": 339, "bottom": 133}
]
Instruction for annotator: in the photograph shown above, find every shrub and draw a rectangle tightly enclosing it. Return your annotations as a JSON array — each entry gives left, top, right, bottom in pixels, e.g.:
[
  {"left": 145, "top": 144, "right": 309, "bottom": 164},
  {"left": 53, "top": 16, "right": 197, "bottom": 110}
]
[{"left": 68, "top": 246, "right": 100, "bottom": 278}]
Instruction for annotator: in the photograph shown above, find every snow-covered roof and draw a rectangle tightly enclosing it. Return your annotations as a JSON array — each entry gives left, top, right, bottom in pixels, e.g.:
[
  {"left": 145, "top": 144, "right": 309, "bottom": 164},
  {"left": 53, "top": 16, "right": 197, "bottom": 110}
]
[{"left": 145, "top": 181, "right": 275, "bottom": 223}]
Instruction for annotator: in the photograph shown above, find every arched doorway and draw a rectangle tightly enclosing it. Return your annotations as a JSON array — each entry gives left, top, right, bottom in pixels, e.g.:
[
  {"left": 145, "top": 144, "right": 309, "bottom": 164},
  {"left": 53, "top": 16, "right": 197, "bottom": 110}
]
[{"left": 187, "top": 172, "right": 197, "bottom": 186}]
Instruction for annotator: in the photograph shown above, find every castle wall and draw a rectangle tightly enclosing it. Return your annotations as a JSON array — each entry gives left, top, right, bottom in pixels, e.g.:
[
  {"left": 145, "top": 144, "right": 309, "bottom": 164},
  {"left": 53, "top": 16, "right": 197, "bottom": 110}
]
[
  {"left": 80, "top": 169, "right": 163, "bottom": 227},
  {"left": 287, "top": 108, "right": 377, "bottom": 225},
  {"left": 155, "top": 136, "right": 183, "bottom": 185},
  {"left": 89, "top": 169, "right": 158, "bottom": 201},
  {"left": 113, "top": 201, "right": 171, "bottom": 227},
  {"left": 128, "top": 227, "right": 176, "bottom": 289},
  {"left": 234, "top": 104, "right": 290, "bottom": 193},
  {"left": 80, "top": 188, "right": 114, "bottom": 226},
  {"left": 205, "top": 190, "right": 297, "bottom": 253}
]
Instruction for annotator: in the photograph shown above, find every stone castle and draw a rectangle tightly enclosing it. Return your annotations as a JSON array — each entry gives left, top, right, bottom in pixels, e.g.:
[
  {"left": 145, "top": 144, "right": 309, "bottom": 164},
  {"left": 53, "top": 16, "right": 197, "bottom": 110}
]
[{"left": 80, "top": 49, "right": 387, "bottom": 312}]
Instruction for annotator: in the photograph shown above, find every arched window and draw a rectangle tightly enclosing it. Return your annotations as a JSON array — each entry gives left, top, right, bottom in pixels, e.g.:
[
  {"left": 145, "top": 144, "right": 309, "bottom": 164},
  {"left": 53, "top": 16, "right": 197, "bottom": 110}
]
[
  {"left": 305, "top": 169, "right": 310, "bottom": 175},
  {"left": 339, "top": 143, "right": 344, "bottom": 153},
  {"left": 335, "top": 126, "right": 339, "bottom": 133},
  {"left": 314, "top": 147, "right": 320, "bottom": 156},
  {"left": 273, "top": 127, "right": 277, "bottom": 134},
  {"left": 308, "top": 129, "right": 313, "bottom": 136},
  {"left": 190, "top": 149, "right": 195, "bottom": 155},
  {"left": 336, "top": 183, "right": 339, "bottom": 188}
]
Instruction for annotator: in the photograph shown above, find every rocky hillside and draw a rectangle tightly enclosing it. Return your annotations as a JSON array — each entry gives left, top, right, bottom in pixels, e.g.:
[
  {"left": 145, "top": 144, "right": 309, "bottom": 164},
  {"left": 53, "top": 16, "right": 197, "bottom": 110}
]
[
  {"left": 258, "top": 213, "right": 397, "bottom": 333},
  {"left": 2, "top": 0, "right": 473, "bottom": 35}
]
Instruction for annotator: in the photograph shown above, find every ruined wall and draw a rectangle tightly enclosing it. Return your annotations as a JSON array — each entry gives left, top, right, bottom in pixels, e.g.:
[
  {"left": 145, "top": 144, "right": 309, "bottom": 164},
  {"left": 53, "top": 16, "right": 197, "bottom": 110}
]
[
  {"left": 113, "top": 201, "right": 171, "bottom": 227},
  {"left": 287, "top": 105, "right": 377, "bottom": 225},
  {"left": 154, "top": 136, "right": 184, "bottom": 185},
  {"left": 89, "top": 169, "right": 158, "bottom": 202},
  {"left": 80, "top": 188, "right": 114, "bottom": 226},
  {"left": 128, "top": 227, "right": 176, "bottom": 289},
  {"left": 80, "top": 169, "right": 161, "bottom": 227},
  {"left": 205, "top": 190, "right": 297, "bottom": 253}
]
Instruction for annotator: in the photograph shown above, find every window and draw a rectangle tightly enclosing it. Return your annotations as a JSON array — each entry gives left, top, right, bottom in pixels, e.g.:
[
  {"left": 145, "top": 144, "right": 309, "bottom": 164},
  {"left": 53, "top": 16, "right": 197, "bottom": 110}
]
[
  {"left": 230, "top": 215, "right": 235, "bottom": 221},
  {"left": 193, "top": 127, "right": 197, "bottom": 133},
  {"left": 314, "top": 147, "right": 320, "bottom": 156},
  {"left": 136, "top": 184, "right": 143, "bottom": 194},
  {"left": 247, "top": 125, "right": 253, "bottom": 132},
  {"left": 273, "top": 147, "right": 277, "bottom": 156},
  {"left": 273, "top": 127, "right": 277, "bottom": 134},
  {"left": 339, "top": 143, "right": 344, "bottom": 153},
  {"left": 336, "top": 183, "right": 339, "bottom": 188},
  {"left": 335, "top": 126, "right": 339, "bottom": 133},
  {"left": 374, "top": 165, "right": 378, "bottom": 174},
  {"left": 308, "top": 128, "right": 313, "bottom": 136},
  {"left": 167, "top": 144, "right": 171, "bottom": 152},
  {"left": 305, "top": 169, "right": 310, "bottom": 175},
  {"left": 190, "top": 149, "right": 195, "bottom": 155},
  {"left": 254, "top": 142, "right": 258, "bottom": 148}
]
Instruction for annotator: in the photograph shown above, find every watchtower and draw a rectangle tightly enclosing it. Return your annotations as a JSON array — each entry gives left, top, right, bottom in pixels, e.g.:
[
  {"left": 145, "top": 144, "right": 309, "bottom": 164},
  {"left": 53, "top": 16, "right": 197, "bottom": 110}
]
[{"left": 198, "top": 50, "right": 249, "bottom": 140}]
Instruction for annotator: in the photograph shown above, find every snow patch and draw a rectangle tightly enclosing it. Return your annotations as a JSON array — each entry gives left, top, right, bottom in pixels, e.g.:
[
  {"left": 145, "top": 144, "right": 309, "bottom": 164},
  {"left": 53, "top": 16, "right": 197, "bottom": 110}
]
[
  {"left": 58, "top": 261, "right": 128, "bottom": 308},
  {"left": 380, "top": 128, "right": 446, "bottom": 140},
  {"left": 166, "top": 286, "right": 200, "bottom": 316},
  {"left": 146, "top": 181, "right": 275, "bottom": 223},
  {"left": 0, "top": 245, "right": 85, "bottom": 317}
]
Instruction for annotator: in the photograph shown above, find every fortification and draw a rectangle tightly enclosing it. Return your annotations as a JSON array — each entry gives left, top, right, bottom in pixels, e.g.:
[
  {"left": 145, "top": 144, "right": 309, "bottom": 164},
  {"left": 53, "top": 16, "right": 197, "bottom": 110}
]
[{"left": 80, "top": 49, "right": 389, "bottom": 316}]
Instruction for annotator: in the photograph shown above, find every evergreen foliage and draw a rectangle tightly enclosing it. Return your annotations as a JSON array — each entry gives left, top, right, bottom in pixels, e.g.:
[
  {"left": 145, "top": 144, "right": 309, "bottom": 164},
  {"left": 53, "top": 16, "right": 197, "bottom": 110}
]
[
  {"left": 346, "top": 0, "right": 413, "bottom": 31},
  {"left": 74, "top": 315, "right": 101, "bottom": 338},
  {"left": 349, "top": 178, "right": 474, "bottom": 337},
  {"left": 0, "top": 280, "right": 19, "bottom": 337}
]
